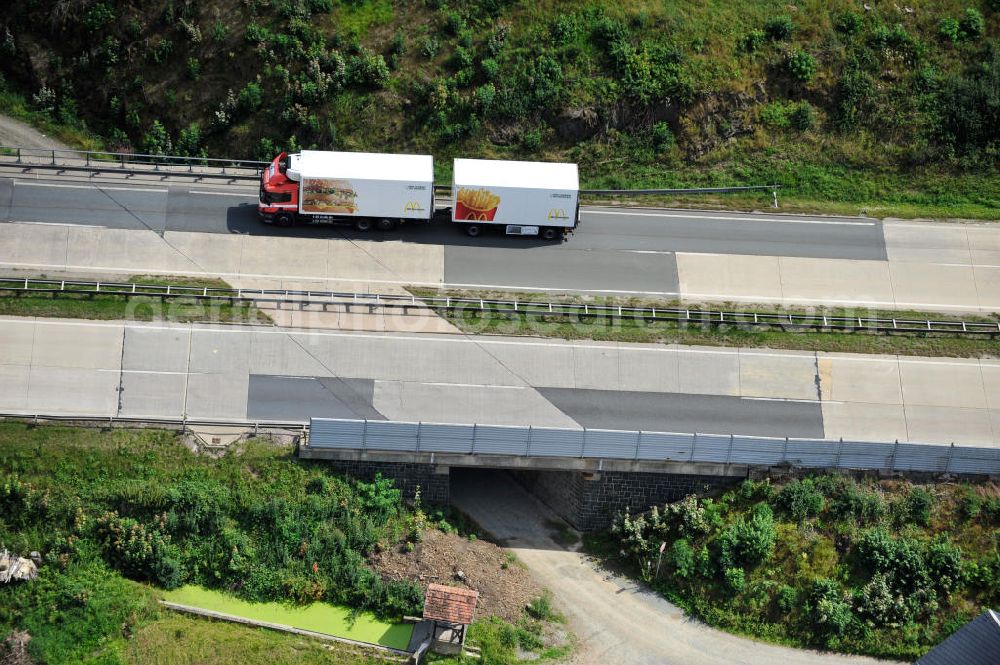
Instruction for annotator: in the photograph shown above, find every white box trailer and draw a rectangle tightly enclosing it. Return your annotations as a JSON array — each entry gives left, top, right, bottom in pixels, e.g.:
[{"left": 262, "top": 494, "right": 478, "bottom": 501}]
[
  {"left": 451, "top": 158, "right": 579, "bottom": 239},
  {"left": 260, "top": 150, "right": 434, "bottom": 231}
]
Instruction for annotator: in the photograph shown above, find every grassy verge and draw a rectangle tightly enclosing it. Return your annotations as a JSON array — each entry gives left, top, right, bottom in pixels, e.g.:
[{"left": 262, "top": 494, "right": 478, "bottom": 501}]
[
  {"left": 126, "top": 612, "right": 384, "bottom": 665},
  {"left": 597, "top": 476, "right": 1000, "bottom": 661},
  {"left": 409, "top": 288, "right": 1000, "bottom": 358},
  {"left": 0, "top": 422, "right": 425, "bottom": 664},
  {"left": 0, "top": 76, "right": 104, "bottom": 151},
  {"left": 0, "top": 275, "right": 272, "bottom": 324}
]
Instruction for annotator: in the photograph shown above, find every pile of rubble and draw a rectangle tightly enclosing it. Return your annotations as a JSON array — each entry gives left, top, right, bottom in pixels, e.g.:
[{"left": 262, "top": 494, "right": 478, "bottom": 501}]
[{"left": 0, "top": 549, "right": 39, "bottom": 583}]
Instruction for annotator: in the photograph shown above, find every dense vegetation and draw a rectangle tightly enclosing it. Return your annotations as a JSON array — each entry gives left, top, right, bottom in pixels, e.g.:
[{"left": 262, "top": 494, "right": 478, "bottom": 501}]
[
  {"left": 608, "top": 476, "right": 1000, "bottom": 660},
  {"left": 1, "top": 1, "right": 998, "bottom": 216},
  {"left": 0, "top": 423, "right": 422, "bottom": 664}
]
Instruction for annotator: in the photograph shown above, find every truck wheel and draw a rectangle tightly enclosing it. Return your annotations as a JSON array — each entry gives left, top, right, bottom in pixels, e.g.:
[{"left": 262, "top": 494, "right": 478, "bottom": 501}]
[
  {"left": 275, "top": 213, "right": 293, "bottom": 228},
  {"left": 354, "top": 218, "right": 373, "bottom": 232},
  {"left": 376, "top": 218, "right": 396, "bottom": 232},
  {"left": 465, "top": 224, "right": 482, "bottom": 238},
  {"left": 541, "top": 227, "right": 559, "bottom": 241}
]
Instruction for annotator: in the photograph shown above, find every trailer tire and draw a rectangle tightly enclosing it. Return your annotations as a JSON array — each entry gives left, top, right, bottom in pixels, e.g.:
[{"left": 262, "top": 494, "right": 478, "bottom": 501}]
[
  {"left": 354, "top": 218, "right": 373, "bottom": 232},
  {"left": 275, "top": 213, "right": 293, "bottom": 228},
  {"left": 465, "top": 224, "right": 482, "bottom": 238},
  {"left": 541, "top": 227, "right": 559, "bottom": 241},
  {"left": 376, "top": 218, "right": 397, "bottom": 232}
]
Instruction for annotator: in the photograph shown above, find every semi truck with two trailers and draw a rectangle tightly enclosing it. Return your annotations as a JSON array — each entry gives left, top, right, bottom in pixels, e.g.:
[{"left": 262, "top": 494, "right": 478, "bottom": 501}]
[{"left": 258, "top": 150, "right": 579, "bottom": 239}]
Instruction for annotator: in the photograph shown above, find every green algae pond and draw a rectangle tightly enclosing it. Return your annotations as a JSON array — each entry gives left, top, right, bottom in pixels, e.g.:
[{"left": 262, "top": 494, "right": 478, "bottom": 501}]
[{"left": 161, "top": 586, "right": 413, "bottom": 651}]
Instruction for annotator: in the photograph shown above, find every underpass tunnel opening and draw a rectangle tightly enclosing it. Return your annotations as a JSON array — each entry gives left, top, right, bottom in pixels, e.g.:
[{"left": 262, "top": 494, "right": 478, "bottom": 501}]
[{"left": 450, "top": 466, "right": 742, "bottom": 533}]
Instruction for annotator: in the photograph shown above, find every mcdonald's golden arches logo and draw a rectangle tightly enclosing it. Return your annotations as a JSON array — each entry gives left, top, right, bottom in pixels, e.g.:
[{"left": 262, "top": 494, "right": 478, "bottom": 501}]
[
  {"left": 404, "top": 200, "right": 426, "bottom": 212},
  {"left": 547, "top": 208, "right": 568, "bottom": 220}
]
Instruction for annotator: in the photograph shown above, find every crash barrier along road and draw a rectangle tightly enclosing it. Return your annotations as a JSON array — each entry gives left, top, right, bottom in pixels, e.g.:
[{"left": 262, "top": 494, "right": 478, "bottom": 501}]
[
  {"left": 307, "top": 418, "right": 1000, "bottom": 477},
  {"left": 0, "top": 145, "right": 780, "bottom": 201},
  {"left": 2, "top": 277, "right": 997, "bottom": 337}
]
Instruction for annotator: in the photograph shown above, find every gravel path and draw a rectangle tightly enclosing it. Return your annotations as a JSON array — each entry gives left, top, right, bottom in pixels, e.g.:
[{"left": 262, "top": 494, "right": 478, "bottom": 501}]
[
  {"left": 0, "top": 112, "right": 71, "bottom": 149},
  {"left": 451, "top": 470, "right": 902, "bottom": 665}
]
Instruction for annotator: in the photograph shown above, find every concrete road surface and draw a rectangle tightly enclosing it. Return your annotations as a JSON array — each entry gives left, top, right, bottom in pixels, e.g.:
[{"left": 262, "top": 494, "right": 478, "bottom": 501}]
[
  {"left": 450, "top": 469, "right": 900, "bottom": 665},
  {"left": 2, "top": 317, "right": 998, "bottom": 446}
]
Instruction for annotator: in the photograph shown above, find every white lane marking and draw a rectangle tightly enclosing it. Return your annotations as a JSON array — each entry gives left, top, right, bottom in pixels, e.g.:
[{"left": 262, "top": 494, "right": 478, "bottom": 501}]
[
  {"left": 12, "top": 318, "right": 997, "bottom": 369},
  {"left": 417, "top": 382, "right": 528, "bottom": 390},
  {"left": 742, "top": 396, "right": 833, "bottom": 404},
  {"left": 14, "top": 221, "right": 107, "bottom": 228},
  {"left": 189, "top": 190, "right": 256, "bottom": 197},
  {"left": 583, "top": 210, "right": 876, "bottom": 226},
  {"left": 624, "top": 250, "right": 674, "bottom": 255},
  {"left": 14, "top": 181, "right": 167, "bottom": 193},
  {"left": 932, "top": 262, "right": 1000, "bottom": 269},
  {"left": 96, "top": 369, "right": 195, "bottom": 375}
]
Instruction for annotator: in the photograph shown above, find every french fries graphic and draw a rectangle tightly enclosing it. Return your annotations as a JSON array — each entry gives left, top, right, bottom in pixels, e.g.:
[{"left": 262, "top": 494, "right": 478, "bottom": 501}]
[{"left": 456, "top": 187, "right": 501, "bottom": 221}]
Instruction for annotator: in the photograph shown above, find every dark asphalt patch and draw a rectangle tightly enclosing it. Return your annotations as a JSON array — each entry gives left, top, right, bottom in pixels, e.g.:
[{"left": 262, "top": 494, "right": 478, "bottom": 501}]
[
  {"left": 538, "top": 388, "right": 825, "bottom": 438},
  {"left": 247, "top": 375, "right": 386, "bottom": 422}
]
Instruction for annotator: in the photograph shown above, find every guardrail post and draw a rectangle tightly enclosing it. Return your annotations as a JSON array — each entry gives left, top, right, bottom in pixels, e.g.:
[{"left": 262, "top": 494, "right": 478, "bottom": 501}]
[
  {"left": 889, "top": 440, "right": 899, "bottom": 472},
  {"left": 526, "top": 426, "right": 533, "bottom": 457},
  {"left": 16, "top": 147, "right": 21, "bottom": 164},
  {"left": 50, "top": 149, "right": 56, "bottom": 166},
  {"left": 782, "top": 436, "right": 789, "bottom": 464},
  {"left": 470, "top": 423, "right": 477, "bottom": 455},
  {"left": 689, "top": 432, "right": 697, "bottom": 462},
  {"left": 945, "top": 442, "right": 956, "bottom": 474},
  {"left": 835, "top": 438, "right": 844, "bottom": 468},
  {"left": 772, "top": 190, "right": 778, "bottom": 208},
  {"left": 634, "top": 431, "right": 641, "bottom": 460},
  {"left": 415, "top": 422, "right": 422, "bottom": 453},
  {"left": 726, "top": 435, "right": 734, "bottom": 465},
  {"left": 361, "top": 419, "right": 369, "bottom": 451}
]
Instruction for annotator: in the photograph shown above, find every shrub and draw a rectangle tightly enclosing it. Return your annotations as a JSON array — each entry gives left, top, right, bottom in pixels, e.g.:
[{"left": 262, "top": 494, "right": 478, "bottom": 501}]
[
  {"left": 960, "top": 8, "right": 985, "bottom": 39},
  {"left": 776, "top": 478, "right": 824, "bottom": 521},
  {"left": 808, "top": 578, "right": 852, "bottom": 639},
  {"left": 937, "top": 47, "right": 1000, "bottom": 153},
  {"left": 451, "top": 46, "right": 473, "bottom": 70},
  {"left": 474, "top": 83, "right": 496, "bottom": 111},
  {"left": 897, "top": 486, "right": 934, "bottom": 527},
  {"left": 742, "top": 29, "right": 766, "bottom": 53},
  {"left": 764, "top": 16, "right": 794, "bottom": 41},
  {"left": 665, "top": 495, "right": 712, "bottom": 537},
  {"left": 521, "top": 128, "right": 542, "bottom": 150},
  {"left": 421, "top": 37, "right": 440, "bottom": 58},
  {"left": 836, "top": 11, "right": 863, "bottom": 36},
  {"left": 939, "top": 18, "right": 962, "bottom": 43},
  {"left": 671, "top": 538, "right": 695, "bottom": 578},
  {"left": 527, "top": 590, "right": 556, "bottom": 620},
  {"left": 926, "top": 538, "right": 964, "bottom": 593},
  {"left": 724, "top": 567, "right": 746, "bottom": 593},
  {"left": 176, "top": 123, "right": 203, "bottom": 157},
  {"left": 786, "top": 49, "right": 817, "bottom": 82},
  {"left": 84, "top": 2, "right": 116, "bottom": 31},
  {"left": 856, "top": 529, "right": 931, "bottom": 597},
  {"left": 651, "top": 121, "right": 675, "bottom": 152},
  {"left": 856, "top": 572, "right": 907, "bottom": 628},
  {"left": 306, "top": 0, "right": 333, "bottom": 13},
  {"left": 347, "top": 49, "right": 390, "bottom": 89},
  {"left": 824, "top": 478, "right": 886, "bottom": 525},
  {"left": 960, "top": 487, "right": 983, "bottom": 520},
  {"left": 142, "top": 120, "right": 172, "bottom": 155},
  {"left": 186, "top": 57, "right": 201, "bottom": 81},
  {"left": 789, "top": 102, "right": 815, "bottom": 130},
  {"left": 717, "top": 503, "right": 776, "bottom": 569},
  {"left": 481, "top": 57, "right": 500, "bottom": 80},
  {"left": 444, "top": 10, "right": 466, "bottom": 36},
  {"left": 238, "top": 82, "right": 263, "bottom": 112},
  {"left": 776, "top": 585, "right": 798, "bottom": 613}
]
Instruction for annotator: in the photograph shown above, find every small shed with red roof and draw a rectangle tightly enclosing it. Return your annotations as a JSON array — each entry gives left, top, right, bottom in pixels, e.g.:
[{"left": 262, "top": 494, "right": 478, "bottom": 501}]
[{"left": 422, "top": 583, "right": 479, "bottom": 655}]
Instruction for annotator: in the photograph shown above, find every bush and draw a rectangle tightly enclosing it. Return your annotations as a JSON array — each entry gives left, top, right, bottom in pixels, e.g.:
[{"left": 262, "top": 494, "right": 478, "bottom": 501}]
[
  {"left": 789, "top": 102, "right": 815, "bottom": 130},
  {"left": 651, "top": 121, "right": 675, "bottom": 152},
  {"left": 897, "top": 486, "right": 934, "bottom": 527},
  {"left": 808, "top": 578, "right": 852, "bottom": 639},
  {"left": 836, "top": 11, "right": 863, "bottom": 36},
  {"left": 451, "top": 46, "right": 473, "bottom": 70},
  {"left": 142, "top": 120, "right": 172, "bottom": 155},
  {"left": 176, "top": 123, "right": 203, "bottom": 157},
  {"left": 238, "top": 82, "right": 263, "bottom": 112},
  {"left": 786, "top": 49, "right": 817, "bottom": 82},
  {"left": 776, "top": 585, "right": 798, "bottom": 613},
  {"left": 421, "top": 37, "right": 440, "bottom": 58},
  {"left": 527, "top": 590, "right": 556, "bottom": 620},
  {"left": 665, "top": 494, "right": 713, "bottom": 537},
  {"left": 926, "top": 538, "right": 964, "bottom": 593},
  {"left": 960, "top": 8, "right": 985, "bottom": 39},
  {"left": 856, "top": 572, "right": 907, "bottom": 628},
  {"left": 939, "top": 17, "right": 962, "bottom": 43},
  {"left": 481, "top": 57, "right": 500, "bottom": 80},
  {"left": 742, "top": 29, "right": 766, "bottom": 53},
  {"left": 724, "top": 567, "right": 746, "bottom": 593},
  {"left": 856, "top": 529, "right": 931, "bottom": 598},
  {"left": 521, "top": 128, "right": 542, "bottom": 150},
  {"left": 764, "top": 16, "right": 794, "bottom": 41},
  {"left": 186, "top": 57, "right": 201, "bottom": 81},
  {"left": 776, "top": 478, "right": 824, "bottom": 521},
  {"left": 671, "top": 538, "right": 695, "bottom": 578},
  {"left": 717, "top": 503, "right": 776, "bottom": 570},
  {"left": 937, "top": 47, "right": 1000, "bottom": 153},
  {"left": 347, "top": 48, "right": 390, "bottom": 88}
]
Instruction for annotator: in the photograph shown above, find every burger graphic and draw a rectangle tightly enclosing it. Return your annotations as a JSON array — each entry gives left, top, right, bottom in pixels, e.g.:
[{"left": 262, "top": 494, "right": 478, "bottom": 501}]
[{"left": 303, "top": 178, "right": 358, "bottom": 214}]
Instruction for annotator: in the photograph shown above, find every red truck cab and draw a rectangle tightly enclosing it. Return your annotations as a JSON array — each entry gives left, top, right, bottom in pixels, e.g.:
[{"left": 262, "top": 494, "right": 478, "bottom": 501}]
[{"left": 258, "top": 152, "right": 299, "bottom": 226}]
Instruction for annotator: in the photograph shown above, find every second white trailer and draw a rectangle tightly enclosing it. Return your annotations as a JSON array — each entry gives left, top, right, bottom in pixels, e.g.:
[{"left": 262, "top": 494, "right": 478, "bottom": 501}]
[{"left": 451, "top": 158, "right": 580, "bottom": 239}]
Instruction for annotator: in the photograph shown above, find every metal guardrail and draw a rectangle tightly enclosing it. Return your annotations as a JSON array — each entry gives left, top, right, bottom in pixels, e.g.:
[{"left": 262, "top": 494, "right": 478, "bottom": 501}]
[
  {"left": 308, "top": 418, "right": 1000, "bottom": 476},
  {"left": 1, "top": 277, "right": 997, "bottom": 336},
  {"left": 0, "top": 411, "right": 308, "bottom": 431},
  {"left": 0, "top": 145, "right": 779, "bottom": 197}
]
